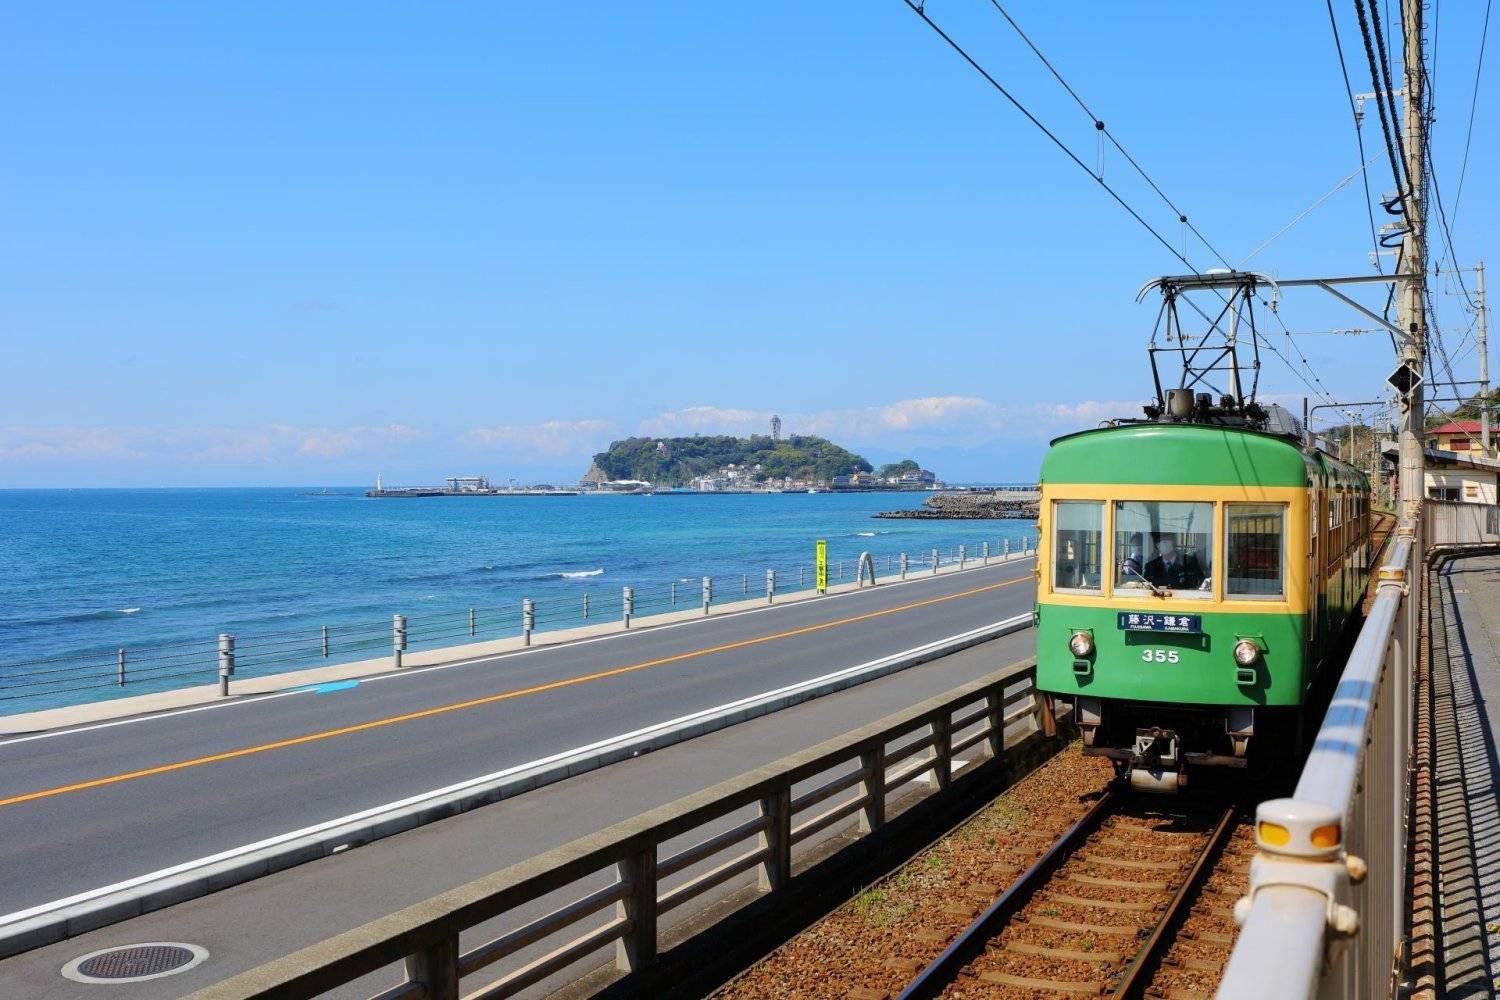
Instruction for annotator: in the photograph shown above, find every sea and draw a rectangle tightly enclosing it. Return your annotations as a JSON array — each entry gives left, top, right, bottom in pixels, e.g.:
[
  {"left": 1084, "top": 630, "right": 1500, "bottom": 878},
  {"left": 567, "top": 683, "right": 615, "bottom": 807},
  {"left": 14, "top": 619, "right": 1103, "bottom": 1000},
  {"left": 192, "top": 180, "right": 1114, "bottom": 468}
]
[{"left": 0, "top": 488, "right": 1037, "bottom": 712}]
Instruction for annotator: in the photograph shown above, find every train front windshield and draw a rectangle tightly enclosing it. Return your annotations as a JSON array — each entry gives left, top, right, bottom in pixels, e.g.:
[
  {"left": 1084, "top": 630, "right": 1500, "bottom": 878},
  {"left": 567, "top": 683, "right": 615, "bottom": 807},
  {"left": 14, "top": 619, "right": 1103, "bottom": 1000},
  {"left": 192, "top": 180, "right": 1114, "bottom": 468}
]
[{"left": 1114, "top": 501, "right": 1214, "bottom": 596}]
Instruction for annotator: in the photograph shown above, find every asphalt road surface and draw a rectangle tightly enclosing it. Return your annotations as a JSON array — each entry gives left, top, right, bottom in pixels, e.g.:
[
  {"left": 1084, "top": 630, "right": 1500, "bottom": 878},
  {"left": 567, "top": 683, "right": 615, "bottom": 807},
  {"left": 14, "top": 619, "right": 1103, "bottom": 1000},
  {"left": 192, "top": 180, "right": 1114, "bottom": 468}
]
[{"left": 0, "top": 558, "right": 1036, "bottom": 920}]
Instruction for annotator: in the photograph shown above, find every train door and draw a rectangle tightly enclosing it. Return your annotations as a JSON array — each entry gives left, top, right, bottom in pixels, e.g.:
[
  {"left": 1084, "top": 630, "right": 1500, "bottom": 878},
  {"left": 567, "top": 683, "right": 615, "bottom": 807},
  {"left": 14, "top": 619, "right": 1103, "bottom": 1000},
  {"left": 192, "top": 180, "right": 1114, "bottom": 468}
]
[{"left": 1308, "top": 484, "right": 1322, "bottom": 660}]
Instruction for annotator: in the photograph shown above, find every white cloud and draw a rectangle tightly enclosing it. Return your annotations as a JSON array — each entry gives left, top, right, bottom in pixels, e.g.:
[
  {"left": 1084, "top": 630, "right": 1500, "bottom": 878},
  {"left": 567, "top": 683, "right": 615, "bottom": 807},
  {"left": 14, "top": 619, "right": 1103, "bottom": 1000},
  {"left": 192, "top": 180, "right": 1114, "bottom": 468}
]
[
  {"left": 0, "top": 427, "right": 148, "bottom": 462},
  {"left": 466, "top": 419, "right": 616, "bottom": 458},
  {"left": 0, "top": 423, "right": 428, "bottom": 465},
  {"left": 638, "top": 406, "right": 770, "bottom": 437},
  {"left": 636, "top": 396, "right": 1142, "bottom": 449}
]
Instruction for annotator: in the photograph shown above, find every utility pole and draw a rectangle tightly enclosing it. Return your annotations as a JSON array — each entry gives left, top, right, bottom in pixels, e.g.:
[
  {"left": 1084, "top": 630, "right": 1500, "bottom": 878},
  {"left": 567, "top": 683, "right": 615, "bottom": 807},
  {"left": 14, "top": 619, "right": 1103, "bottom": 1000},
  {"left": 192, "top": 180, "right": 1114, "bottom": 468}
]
[
  {"left": 1396, "top": 0, "right": 1427, "bottom": 536},
  {"left": 1479, "top": 261, "right": 1490, "bottom": 454}
]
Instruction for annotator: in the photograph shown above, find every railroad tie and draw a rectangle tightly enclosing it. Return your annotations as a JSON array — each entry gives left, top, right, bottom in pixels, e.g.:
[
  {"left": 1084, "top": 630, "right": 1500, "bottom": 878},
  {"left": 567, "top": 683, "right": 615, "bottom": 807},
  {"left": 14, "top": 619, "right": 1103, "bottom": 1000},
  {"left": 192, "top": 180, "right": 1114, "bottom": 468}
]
[
  {"left": 1019, "top": 914, "right": 1141, "bottom": 938},
  {"left": 1045, "top": 892, "right": 1163, "bottom": 913},
  {"left": 1096, "top": 834, "right": 1194, "bottom": 853},
  {"left": 1065, "top": 873, "right": 1172, "bottom": 891},
  {"left": 1190, "top": 901, "right": 1236, "bottom": 920},
  {"left": 1164, "top": 954, "right": 1226, "bottom": 975},
  {"left": 998, "top": 939, "right": 1124, "bottom": 964},
  {"left": 975, "top": 970, "right": 1106, "bottom": 995},
  {"left": 1181, "top": 927, "right": 1234, "bottom": 945},
  {"left": 964, "top": 882, "right": 999, "bottom": 901},
  {"left": 1077, "top": 852, "right": 1186, "bottom": 872}
]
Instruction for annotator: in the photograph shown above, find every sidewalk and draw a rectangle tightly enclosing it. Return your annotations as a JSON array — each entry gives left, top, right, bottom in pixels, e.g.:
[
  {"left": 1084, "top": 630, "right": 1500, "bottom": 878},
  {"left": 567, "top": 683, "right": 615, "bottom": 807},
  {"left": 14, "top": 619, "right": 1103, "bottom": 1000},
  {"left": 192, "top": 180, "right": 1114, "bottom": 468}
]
[
  {"left": 0, "top": 552, "right": 1034, "bottom": 735},
  {"left": 1426, "top": 552, "right": 1500, "bottom": 998}
]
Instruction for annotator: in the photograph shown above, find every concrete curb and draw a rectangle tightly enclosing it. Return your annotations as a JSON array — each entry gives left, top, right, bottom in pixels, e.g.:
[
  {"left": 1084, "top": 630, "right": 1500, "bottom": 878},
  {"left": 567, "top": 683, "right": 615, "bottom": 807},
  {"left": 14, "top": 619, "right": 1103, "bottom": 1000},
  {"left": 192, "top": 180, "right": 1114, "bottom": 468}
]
[{"left": 0, "top": 613, "right": 1032, "bottom": 959}]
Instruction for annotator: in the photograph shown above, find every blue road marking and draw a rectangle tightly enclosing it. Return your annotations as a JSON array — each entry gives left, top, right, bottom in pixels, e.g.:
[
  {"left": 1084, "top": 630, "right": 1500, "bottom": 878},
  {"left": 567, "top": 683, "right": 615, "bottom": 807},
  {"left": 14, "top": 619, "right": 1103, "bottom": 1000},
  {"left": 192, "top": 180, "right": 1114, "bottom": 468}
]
[{"left": 309, "top": 680, "right": 360, "bottom": 695}]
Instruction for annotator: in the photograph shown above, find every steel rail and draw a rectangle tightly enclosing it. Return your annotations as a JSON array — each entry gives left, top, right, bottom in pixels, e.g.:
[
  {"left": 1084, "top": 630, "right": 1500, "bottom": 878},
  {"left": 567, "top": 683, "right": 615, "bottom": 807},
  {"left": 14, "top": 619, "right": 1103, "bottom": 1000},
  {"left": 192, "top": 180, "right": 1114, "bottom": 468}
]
[
  {"left": 898, "top": 793, "right": 1237, "bottom": 1000},
  {"left": 1110, "top": 804, "right": 1238, "bottom": 998},
  {"left": 897, "top": 787, "right": 1120, "bottom": 1000}
]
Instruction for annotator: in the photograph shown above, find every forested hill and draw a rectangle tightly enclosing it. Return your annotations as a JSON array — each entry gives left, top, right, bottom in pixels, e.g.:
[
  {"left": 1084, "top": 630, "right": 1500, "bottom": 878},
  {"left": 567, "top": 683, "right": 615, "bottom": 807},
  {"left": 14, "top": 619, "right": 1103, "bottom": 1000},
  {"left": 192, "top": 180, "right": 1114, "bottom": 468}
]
[{"left": 586, "top": 435, "right": 872, "bottom": 486}]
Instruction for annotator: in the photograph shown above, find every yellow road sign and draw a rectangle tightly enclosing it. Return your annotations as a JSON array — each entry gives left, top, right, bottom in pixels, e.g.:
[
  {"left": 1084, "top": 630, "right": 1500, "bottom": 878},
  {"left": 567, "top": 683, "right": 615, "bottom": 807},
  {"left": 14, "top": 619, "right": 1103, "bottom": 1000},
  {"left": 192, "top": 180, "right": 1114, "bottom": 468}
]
[{"left": 816, "top": 539, "right": 827, "bottom": 593}]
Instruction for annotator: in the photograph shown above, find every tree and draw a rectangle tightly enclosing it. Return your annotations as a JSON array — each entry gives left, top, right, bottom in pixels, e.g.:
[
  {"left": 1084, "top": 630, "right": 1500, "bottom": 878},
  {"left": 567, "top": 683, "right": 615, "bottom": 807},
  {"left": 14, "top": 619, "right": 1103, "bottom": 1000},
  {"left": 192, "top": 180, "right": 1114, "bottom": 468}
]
[{"left": 878, "top": 459, "right": 922, "bottom": 478}]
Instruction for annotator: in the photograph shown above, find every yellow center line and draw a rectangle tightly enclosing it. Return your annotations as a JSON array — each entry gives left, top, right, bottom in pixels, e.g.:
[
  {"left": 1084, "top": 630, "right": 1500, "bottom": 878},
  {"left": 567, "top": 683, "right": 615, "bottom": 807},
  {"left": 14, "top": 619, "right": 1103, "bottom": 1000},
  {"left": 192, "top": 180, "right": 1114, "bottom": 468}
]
[{"left": 0, "top": 576, "right": 1028, "bottom": 809}]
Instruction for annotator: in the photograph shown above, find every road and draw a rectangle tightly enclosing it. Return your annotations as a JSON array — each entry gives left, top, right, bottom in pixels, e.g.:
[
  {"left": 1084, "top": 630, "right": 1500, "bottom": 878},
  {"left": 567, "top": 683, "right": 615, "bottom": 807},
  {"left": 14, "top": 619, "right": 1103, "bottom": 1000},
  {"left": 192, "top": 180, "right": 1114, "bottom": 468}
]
[{"left": 0, "top": 558, "right": 1036, "bottom": 923}]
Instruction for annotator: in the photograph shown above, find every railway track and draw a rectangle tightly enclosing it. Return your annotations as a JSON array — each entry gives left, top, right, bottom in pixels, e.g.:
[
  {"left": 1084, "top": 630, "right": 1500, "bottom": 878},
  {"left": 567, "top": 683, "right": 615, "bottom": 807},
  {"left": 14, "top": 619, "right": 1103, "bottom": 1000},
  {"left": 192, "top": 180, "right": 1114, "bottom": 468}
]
[{"left": 897, "top": 788, "right": 1238, "bottom": 999}]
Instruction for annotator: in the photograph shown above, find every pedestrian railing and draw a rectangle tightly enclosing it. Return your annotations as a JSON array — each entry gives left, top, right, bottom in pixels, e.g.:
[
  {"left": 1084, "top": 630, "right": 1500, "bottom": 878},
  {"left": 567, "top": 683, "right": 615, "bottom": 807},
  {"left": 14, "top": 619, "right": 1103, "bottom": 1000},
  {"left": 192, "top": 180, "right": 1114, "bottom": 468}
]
[
  {"left": 0, "top": 535, "right": 1037, "bottom": 711},
  {"left": 1218, "top": 535, "right": 1418, "bottom": 999},
  {"left": 184, "top": 661, "right": 1053, "bottom": 1000}
]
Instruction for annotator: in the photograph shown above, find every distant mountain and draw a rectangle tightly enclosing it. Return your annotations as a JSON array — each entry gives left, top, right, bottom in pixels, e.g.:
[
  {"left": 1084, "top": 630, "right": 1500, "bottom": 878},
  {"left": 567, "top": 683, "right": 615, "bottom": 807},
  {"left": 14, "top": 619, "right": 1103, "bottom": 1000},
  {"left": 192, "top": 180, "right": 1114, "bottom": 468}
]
[{"left": 585, "top": 435, "right": 873, "bottom": 486}]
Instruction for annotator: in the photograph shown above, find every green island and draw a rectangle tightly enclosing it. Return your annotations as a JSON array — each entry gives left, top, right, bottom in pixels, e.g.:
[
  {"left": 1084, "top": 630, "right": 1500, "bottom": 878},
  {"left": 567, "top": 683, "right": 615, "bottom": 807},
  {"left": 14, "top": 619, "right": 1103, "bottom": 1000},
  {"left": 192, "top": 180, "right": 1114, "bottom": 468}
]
[{"left": 583, "top": 436, "right": 935, "bottom": 490}]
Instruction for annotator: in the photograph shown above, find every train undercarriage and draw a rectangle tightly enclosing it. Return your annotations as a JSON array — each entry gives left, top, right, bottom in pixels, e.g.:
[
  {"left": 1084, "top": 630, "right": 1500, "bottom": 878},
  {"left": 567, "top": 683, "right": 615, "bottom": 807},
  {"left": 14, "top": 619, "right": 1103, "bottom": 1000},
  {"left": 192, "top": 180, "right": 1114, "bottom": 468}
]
[{"left": 1061, "top": 696, "right": 1293, "bottom": 792}]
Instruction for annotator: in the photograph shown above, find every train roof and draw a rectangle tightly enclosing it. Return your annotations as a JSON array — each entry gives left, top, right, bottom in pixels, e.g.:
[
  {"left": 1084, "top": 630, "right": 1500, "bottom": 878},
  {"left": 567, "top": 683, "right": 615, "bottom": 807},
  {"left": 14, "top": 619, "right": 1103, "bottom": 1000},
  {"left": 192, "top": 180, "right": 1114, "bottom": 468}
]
[{"left": 1041, "top": 421, "right": 1368, "bottom": 489}]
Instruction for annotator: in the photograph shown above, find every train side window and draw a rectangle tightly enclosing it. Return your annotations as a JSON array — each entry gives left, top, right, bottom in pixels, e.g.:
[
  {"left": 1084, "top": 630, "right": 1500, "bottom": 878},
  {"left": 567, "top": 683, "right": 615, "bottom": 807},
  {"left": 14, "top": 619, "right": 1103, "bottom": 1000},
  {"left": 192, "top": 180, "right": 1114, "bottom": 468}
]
[
  {"left": 1052, "top": 501, "right": 1103, "bottom": 593},
  {"left": 1114, "top": 500, "right": 1214, "bottom": 597},
  {"left": 1226, "top": 504, "right": 1285, "bottom": 598}
]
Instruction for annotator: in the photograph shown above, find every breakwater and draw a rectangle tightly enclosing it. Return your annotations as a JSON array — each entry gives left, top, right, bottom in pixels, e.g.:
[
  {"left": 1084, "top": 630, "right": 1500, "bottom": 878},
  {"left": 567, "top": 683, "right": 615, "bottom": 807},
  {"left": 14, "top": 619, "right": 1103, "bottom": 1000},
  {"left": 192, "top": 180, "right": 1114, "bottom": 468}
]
[{"left": 875, "top": 491, "right": 1039, "bottom": 520}]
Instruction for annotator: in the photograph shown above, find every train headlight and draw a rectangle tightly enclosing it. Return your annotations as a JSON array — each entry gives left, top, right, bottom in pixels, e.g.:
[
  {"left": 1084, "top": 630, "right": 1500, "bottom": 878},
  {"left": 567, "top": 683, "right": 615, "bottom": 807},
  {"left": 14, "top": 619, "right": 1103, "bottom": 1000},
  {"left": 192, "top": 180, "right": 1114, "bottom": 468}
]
[
  {"left": 1233, "top": 639, "right": 1261, "bottom": 666},
  {"left": 1068, "top": 631, "right": 1094, "bottom": 657}
]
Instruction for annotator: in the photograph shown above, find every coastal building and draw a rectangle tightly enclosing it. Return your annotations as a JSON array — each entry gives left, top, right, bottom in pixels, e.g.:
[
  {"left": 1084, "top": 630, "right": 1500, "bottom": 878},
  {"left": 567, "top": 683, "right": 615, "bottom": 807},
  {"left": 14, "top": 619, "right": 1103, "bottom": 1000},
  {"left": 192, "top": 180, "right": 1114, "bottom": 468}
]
[
  {"left": 900, "top": 469, "right": 938, "bottom": 486},
  {"left": 1426, "top": 420, "right": 1498, "bottom": 460},
  {"left": 771, "top": 414, "right": 782, "bottom": 441},
  {"left": 1386, "top": 438, "right": 1500, "bottom": 505}
]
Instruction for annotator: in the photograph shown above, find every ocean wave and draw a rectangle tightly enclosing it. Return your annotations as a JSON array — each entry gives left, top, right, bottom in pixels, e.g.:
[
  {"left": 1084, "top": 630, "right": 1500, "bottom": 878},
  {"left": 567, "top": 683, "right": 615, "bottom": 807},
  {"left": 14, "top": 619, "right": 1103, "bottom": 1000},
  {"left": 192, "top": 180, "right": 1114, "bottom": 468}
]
[
  {"left": 558, "top": 568, "right": 605, "bottom": 579},
  {"left": 854, "top": 531, "right": 877, "bottom": 537},
  {"left": 0, "top": 606, "right": 146, "bottom": 628}
]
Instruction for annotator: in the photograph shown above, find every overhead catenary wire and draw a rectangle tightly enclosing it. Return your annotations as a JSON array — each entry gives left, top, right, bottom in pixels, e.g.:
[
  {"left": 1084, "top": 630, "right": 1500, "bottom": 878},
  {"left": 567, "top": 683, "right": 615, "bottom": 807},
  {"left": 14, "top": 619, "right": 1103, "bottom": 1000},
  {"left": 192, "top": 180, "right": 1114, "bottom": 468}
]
[
  {"left": 1452, "top": 0, "right": 1492, "bottom": 223},
  {"left": 1239, "top": 153, "right": 1384, "bottom": 267},
  {"left": 906, "top": 0, "right": 1340, "bottom": 406},
  {"left": 980, "top": 0, "right": 1235, "bottom": 270},
  {"left": 898, "top": 0, "right": 1204, "bottom": 276},
  {"left": 1325, "top": 0, "right": 1387, "bottom": 266}
]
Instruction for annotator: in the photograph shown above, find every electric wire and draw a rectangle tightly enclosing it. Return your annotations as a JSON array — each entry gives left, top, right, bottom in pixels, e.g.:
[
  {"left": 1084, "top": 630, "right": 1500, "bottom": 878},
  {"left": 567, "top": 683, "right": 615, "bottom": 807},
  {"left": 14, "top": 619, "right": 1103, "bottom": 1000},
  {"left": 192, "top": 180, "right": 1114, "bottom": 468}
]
[
  {"left": 898, "top": 0, "right": 1202, "bottom": 275},
  {"left": 1352, "top": 0, "right": 1416, "bottom": 225},
  {"left": 1325, "top": 0, "right": 1386, "bottom": 265},
  {"left": 981, "top": 0, "right": 1235, "bottom": 270},
  {"left": 908, "top": 0, "right": 1339, "bottom": 404},
  {"left": 1452, "top": 0, "right": 1493, "bottom": 222}
]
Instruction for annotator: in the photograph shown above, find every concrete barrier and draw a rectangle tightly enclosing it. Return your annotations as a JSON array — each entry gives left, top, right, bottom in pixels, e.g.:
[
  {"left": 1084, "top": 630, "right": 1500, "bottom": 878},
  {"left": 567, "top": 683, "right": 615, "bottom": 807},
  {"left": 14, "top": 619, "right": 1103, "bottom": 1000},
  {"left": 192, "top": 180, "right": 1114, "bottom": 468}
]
[{"left": 182, "top": 656, "right": 1051, "bottom": 1000}]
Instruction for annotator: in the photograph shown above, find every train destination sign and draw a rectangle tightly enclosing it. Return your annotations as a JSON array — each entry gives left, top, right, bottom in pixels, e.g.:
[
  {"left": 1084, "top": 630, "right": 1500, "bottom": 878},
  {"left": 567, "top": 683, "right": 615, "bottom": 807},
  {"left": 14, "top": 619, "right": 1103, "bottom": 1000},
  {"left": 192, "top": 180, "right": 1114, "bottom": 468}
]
[{"left": 1117, "top": 612, "right": 1202, "bottom": 634}]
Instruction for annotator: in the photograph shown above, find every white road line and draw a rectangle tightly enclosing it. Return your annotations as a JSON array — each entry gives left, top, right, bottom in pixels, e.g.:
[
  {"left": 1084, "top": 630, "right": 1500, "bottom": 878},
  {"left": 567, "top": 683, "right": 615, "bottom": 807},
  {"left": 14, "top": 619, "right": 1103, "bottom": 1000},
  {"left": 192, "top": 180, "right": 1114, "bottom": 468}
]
[
  {"left": 0, "top": 617, "right": 1027, "bottom": 930},
  {"left": 0, "top": 558, "right": 1034, "bottom": 748}
]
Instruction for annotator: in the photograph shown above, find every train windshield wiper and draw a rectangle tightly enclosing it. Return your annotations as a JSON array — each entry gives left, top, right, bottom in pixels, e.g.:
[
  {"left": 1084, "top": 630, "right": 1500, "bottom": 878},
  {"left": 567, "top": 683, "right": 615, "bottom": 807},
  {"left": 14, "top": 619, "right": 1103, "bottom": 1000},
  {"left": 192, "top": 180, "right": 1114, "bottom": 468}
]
[{"left": 1123, "top": 563, "right": 1169, "bottom": 598}]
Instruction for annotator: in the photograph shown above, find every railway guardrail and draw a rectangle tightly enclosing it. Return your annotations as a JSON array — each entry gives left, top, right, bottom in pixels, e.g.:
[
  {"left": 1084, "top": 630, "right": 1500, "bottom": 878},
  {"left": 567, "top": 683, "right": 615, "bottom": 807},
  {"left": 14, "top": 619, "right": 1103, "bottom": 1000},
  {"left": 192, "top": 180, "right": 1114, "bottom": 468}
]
[
  {"left": 182, "top": 659, "right": 1054, "bottom": 1000},
  {"left": 1218, "top": 534, "right": 1418, "bottom": 998}
]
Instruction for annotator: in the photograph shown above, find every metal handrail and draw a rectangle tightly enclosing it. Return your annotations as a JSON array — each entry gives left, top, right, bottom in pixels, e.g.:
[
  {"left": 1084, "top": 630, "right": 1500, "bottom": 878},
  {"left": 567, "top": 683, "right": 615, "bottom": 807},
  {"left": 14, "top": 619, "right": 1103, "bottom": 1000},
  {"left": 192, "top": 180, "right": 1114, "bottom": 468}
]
[
  {"left": 1218, "top": 536, "right": 1415, "bottom": 999},
  {"left": 1, "top": 534, "right": 1037, "bottom": 709}
]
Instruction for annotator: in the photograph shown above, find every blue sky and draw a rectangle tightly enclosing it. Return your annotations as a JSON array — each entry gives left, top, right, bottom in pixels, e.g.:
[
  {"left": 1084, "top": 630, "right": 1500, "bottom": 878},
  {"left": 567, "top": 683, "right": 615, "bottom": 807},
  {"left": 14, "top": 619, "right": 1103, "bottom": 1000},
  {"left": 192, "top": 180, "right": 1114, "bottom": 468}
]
[{"left": 2, "top": 2, "right": 1493, "bottom": 486}]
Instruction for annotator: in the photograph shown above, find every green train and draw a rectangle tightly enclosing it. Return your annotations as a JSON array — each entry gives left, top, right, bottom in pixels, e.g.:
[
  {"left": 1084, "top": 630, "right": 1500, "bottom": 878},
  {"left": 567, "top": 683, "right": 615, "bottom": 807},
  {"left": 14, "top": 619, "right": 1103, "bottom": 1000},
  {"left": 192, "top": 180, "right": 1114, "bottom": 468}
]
[{"left": 1034, "top": 404, "right": 1373, "bottom": 791}]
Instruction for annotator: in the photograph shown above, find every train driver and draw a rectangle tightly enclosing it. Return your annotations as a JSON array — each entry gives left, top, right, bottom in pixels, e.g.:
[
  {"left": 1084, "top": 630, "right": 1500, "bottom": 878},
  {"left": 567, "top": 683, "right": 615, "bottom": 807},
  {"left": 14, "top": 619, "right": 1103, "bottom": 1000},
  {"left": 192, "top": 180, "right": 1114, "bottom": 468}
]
[{"left": 1144, "top": 534, "right": 1205, "bottom": 590}]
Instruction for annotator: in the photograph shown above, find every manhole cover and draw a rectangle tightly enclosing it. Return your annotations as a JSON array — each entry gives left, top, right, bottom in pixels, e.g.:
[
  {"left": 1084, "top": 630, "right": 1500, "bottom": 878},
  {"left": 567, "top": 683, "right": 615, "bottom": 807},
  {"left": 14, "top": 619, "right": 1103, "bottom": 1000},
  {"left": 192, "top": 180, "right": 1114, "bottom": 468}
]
[{"left": 61, "top": 943, "right": 208, "bottom": 984}]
